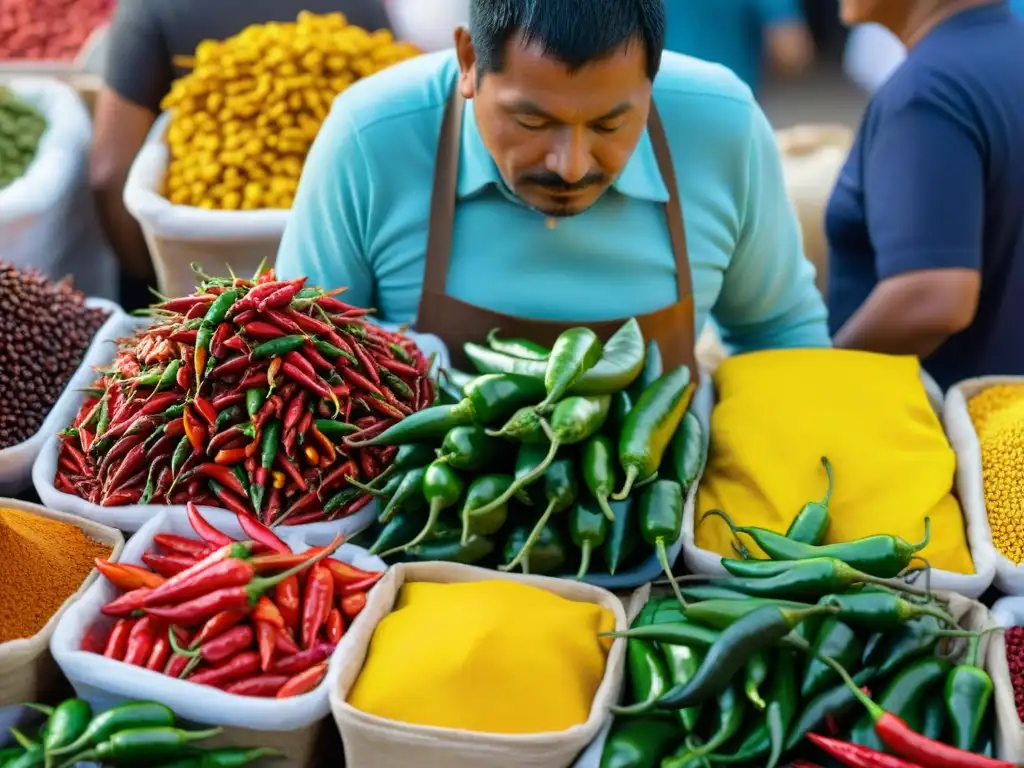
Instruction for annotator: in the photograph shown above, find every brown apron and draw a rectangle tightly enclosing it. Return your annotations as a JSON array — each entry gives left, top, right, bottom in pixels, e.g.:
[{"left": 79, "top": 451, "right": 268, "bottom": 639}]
[{"left": 415, "top": 90, "right": 697, "bottom": 375}]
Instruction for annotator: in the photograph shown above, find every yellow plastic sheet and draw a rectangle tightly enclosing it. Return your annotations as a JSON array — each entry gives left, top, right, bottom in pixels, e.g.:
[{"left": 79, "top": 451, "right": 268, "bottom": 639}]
[
  {"left": 348, "top": 580, "right": 615, "bottom": 734},
  {"left": 695, "top": 349, "right": 973, "bottom": 574}
]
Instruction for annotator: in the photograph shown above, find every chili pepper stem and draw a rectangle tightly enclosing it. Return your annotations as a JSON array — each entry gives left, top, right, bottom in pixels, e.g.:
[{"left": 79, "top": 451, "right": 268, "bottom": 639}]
[
  {"left": 380, "top": 500, "right": 446, "bottom": 558},
  {"left": 611, "top": 466, "right": 638, "bottom": 501},
  {"left": 656, "top": 539, "right": 688, "bottom": 608},
  {"left": 23, "top": 702, "right": 54, "bottom": 716},
  {"left": 346, "top": 475, "right": 390, "bottom": 497},
  {"left": 575, "top": 541, "right": 593, "bottom": 580},
  {"left": 9, "top": 728, "right": 35, "bottom": 750},
  {"left": 820, "top": 456, "right": 833, "bottom": 505},
  {"left": 167, "top": 627, "right": 200, "bottom": 659},
  {"left": 789, "top": 636, "right": 885, "bottom": 721},
  {"left": 499, "top": 498, "right": 560, "bottom": 571}
]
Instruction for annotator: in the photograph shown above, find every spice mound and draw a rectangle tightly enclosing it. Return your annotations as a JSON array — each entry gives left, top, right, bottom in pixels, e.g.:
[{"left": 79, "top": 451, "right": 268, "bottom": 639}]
[
  {"left": 0, "top": 506, "right": 111, "bottom": 643},
  {"left": 348, "top": 580, "right": 615, "bottom": 733},
  {"left": 0, "top": 262, "right": 109, "bottom": 450},
  {"left": 968, "top": 384, "right": 1024, "bottom": 563}
]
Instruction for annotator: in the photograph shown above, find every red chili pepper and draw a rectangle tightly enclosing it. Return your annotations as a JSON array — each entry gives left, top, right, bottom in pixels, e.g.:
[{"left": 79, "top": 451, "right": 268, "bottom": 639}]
[
  {"left": 123, "top": 616, "right": 159, "bottom": 666},
  {"left": 187, "top": 651, "right": 261, "bottom": 688},
  {"left": 237, "top": 512, "right": 290, "bottom": 555},
  {"left": 259, "top": 283, "right": 304, "bottom": 311},
  {"left": 265, "top": 487, "right": 283, "bottom": 526},
  {"left": 282, "top": 391, "right": 308, "bottom": 436},
  {"left": 275, "top": 627, "right": 301, "bottom": 655},
  {"left": 146, "top": 538, "right": 342, "bottom": 625},
  {"left": 191, "top": 464, "right": 248, "bottom": 500},
  {"left": 143, "top": 540, "right": 253, "bottom": 607},
  {"left": 806, "top": 734, "right": 925, "bottom": 768},
  {"left": 102, "top": 587, "right": 152, "bottom": 617},
  {"left": 95, "top": 560, "right": 165, "bottom": 591},
  {"left": 192, "top": 396, "right": 219, "bottom": 428},
  {"left": 176, "top": 361, "right": 191, "bottom": 390},
  {"left": 275, "top": 455, "right": 308, "bottom": 491},
  {"left": 315, "top": 296, "right": 360, "bottom": 314},
  {"left": 101, "top": 488, "right": 144, "bottom": 507},
  {"left": 251, "top": 546, "right": 330, "bottom": 574},
  {"left": 102, "top": 618, "right": 134, "bottom": 660},
  {"left": 275, "top": 576, "right": 301, "bottom": 634},
  {"left": 224, "top": 674, "right": 290, "bottom": 697},
  {"left": 325, "top": 609, "right": 344, "bottom": 644},
  {"left": 277, "top": 661, "right": 328, "bottom": 698},
  {"left": 346, "top": 339, "right": 380, "bottom": 385},
  {"left": 189, "top": 610, "right": 247, "bottom": 650},
  {"left": 340, "top": 592, "right": 367, "bottom": 621},
  {"left": 154, "top": 534, "right": 215, "bottom": 559},
  {"left": 141, "top": 552, "right": 199, "bottom": 578},
  {"left": 301, "top": 343, "right": 334, "bottom": 373},
  {"left": 178, "top": 624, "right": 255, "bottom": 665},
  {"left": 255, "top": 620, "right": 277, "bottom": 672},
  {"left": 187, "top": 501, "right": 235, "bottom": 547},
  {"left": 322, "top": 559, "right": 378, "bottom": 589},
  {"left": 206, "top": 425, "right": 246, "bottom": 457},
  {"left": 282, "top": 363, "right": 334, "bottom": 400},
  {"left": 244, "top": 321, "right": 288, "bottom": 340},
  {"left": 284, "top": 306, "right": 333, "bottom": 335},
  {"left": 223, "top": 334, "right": 250, "bottom": 354},
  {"left": 377, "top": 356, "right": 421, "bottom": 379},
  {"left": 145, "top": 629, "right": 174, "bottom": 672},
  {"left": 268, "top": 643, "right": 335, "bottom": 675},
  {"left": 284, "top": 350, "right": 317, "bottom": 380},
  {"left": 300, "top": 564, "right": 334, "bottom": 649},
  {"left": 319, "top": 459, "right": 358, "bottom": 496},
  {"left": 339, "top": 574, "right": 382, "bottom": 597},
  {"left": 104, "top": 442, "right": 148, "bottom": 494},
  {"left": 214, "top": 448, "right": 248, "bottom": 466},
  {"left": 183, "top": 408, "right": 207, "bottom": 453},
  {"left": 209, "top": 355, "right": 250, "bottom": 380}
]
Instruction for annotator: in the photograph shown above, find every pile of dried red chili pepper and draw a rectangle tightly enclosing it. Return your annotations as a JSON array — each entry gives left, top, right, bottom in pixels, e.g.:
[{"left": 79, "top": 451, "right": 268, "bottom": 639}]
[
  {"left": 86, "top": 503, "right": 383, "bottom": 698},
  {"left": 54, "top": 266, "right": 434, "bottom": 524}
]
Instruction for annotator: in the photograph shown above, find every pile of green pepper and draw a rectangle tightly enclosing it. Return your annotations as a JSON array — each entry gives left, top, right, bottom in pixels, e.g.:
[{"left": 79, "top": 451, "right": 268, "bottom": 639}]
[
  {"left": 348, "top": 320, "right": 708, "bottom": 580},
  {"left": 599, "top": 471, "right": 999, "bottom": 768},
  {"left": 0, "top": 698, "right": 278, "bottom": 768},
  {"left": 0, "top": 87, "right": 46, "bottom": 191}
]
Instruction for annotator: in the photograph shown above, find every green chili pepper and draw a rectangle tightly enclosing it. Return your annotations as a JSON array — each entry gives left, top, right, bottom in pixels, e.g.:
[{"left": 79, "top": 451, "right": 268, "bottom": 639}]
[
  {"left": 569, "top": 496, "right": 609, "bottom": 580},
  {"left": 639, "top": 479, "right": 684, "bottom": 603},
  {"left": 458, "top": 373, "right": 548, "bottom": 424},
  {"left": 376, "top": 466, "right": 427, "bottom": 528},
  {"left": 250, "top": 419, "right": 280, "bottom": 513},
  {"left": 323, "top": 488, "right": 360, "bottom": 516},
  {"left": 581, "top": 434, "right": 619, "bottom": 521},
  {"left": 485, "top": 329, "right": 550, "bottom": 360},
  {"left": 460, "top": 474, "right": 516, "bottom": 541},
  {"left": 801, "top": 617, "right": 864, "bottom": 699},
  {"left": 850, "top": 655, "right": 952, "bottom": 751},
  {"left": 214, "top": 405, "right": 242, "bottom": 432},
  {"left": 535, "top": 327, "right": 602, "bottom": 411},
  {"left": 613, "top": 366, "right": 692, "bottom": 500},
  {"left": 784, "top": 457, "right": 833, "bottom": 545},
  {"left": 676, "top": 585, "right": 755, "bottom": 602},
  {"left": 140, "top": 462, "right": 160, "bottom": 504},
  {"left": 501, "top": 458, "right": 577, "bottom": 572},
  {"left": 381, "top": 460, "right": 464, "bottom": 557},
  {"left": 682, "top": 598, "right": 811, "bottom": 631},
  {"left": 155, "top": 747, "right": 281, "bottom": 767},
  {"left": 312, "top": 419, "right": 359, "bottom": 438},
  {"left": 485, "top": 405, "right": 548, "bottom": 444},
  {"left": 660, "top": 639, "right": 704, "bottom": 732},
  {"left": 599, "top": 715, "right": 678, "bottom": 768},
  {"left": 945, "top": 634, "right": 993, "bottom": 750},
  {"left": 665, "top": 409, "right": 705, "bottom": 495},
  {"left": 607, "top": 620, "right": 721, "bottom": 649},
  {"left": 664, "top": 684, "right": 743, "bottom": 765},
  {"left": 712, "top": 557, "right": 897, "bottom": 602},
  {"left": 502, "top": 520, "right": 568, "bottom": 575},
  {"left": 701, "top": 508, "right": 931, "bottom": 579},
  {"left": 922, "top": 694, "right": 947, "bottom": 741},
  {"left": 49, "top": 702, "right": 175, "bottom": 758},
  {"left": 876, "top": 615, "right": 941, "bottom": 675},
  {"left": 5, "top": 745, "right": 42, "bottom": 768},
  {"left": 368, "top": 509, "right": 425, "bottom": 555},
  {"left": 644, "top": 604, "right": 836, "bottom": 712},
  {"left": 154, "top": 360, "right": 181, "bottom": 393},
  {"left": 41, "top": 698, "right": 91, "bottom": 759},
  {"left": 56, "top": 727, "right": 222, "bottom": 767},
  {"left": 352, "top": 443, "right": 438, "bottom": 495},
  {"left": 603, "top": 497, "right": 639, "bottom": 576},
  {"left": 464, "top": 318, "right": 645, "bottom": 395},
  {"left": 437, "top": 425, "right": 504, "bottom": 471},
  {"left": 744, "top": 650, "right": 769, "bottom": 709},
  {"left": 784, "top": 666, "right": 878, "bottom": 751},
  {"left": 96, "top": 396, "right": 110, "bottom": 437},
  {"left": 405, "top": 533, "right": 494, "bottom": 564},
  {"left": 629, "top": 339, "right": 662, "bottom": 399},
  {"left": 861, "top": 632, "right": 887, "bottom": 668},
  {"left": 245, "top": 388, "right": 267, "bottom": 418},
  {"left": 313, "top": 339, "right": 355, "bottom": 365},
  {"left": 625, "top": 639, "right": 670, "bottom": 712},
  {"left": 248, "top": 334, "right": 306, "bottom": 360},
  {"left": 821, "top": 591, "right": 954, "bottom": 632},
  {"left": 350, "top": 403, "right": 475, "bottom": 447},
  {"left": 194, "top": 290, "right": 240, "bottom": 381}
]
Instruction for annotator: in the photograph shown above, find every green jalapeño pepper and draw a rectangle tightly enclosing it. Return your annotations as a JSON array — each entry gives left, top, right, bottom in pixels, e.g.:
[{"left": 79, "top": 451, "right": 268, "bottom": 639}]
[
  {"left": 245, "top": 388, "right": 267, "bottom": 419},
  {"left": 625, "top": 639, "right": 670, "bottom": 711},
  {"left": 376, "top": 466, "right": 428, "bottom": 528},
  {"left": 348, "top": 403, "right": 474, "bottom": 447},
  {"left": 801, "top": 617, "right": 864, "bottom": 698},
  {"left": 437, "top": 425, "right": 504, "bottom": 471},
  {"left": 821, "top": 591, "right": 954, "bottom": 633},
  {"left": 945, "top": 634, "right": 993, "bottom": 750},
  {"left": 744, "top": 650, "right": 769, "bottom": 709},
  {"left": 599, "top": 715, "right": 678, "bottom": 768},
  {"left": 660, "top": 639, "right": 704, "bottom": 732},
  {"left": 785, "top": 456, "right": 834, "bottom": 545},
  {"left": 458, "top": 373, "right": 547, "bottom": 424},
  {"left": 501, "top": 458, "right": 577, "bottom": 572},
  {"left": 381, "top": 460, "right": 464, "bottom": 557},
  {"left": 639, "top": 479, "right": 684, "bottom": 603},
  {"left": 486, "top": 405, "right": 548, "bottom": 444},
  {"left": 581, "top": 434, "right": 619, "bottom": 522},
  {"left": 485, "top": 329, "right": 550, "bottom": 360},
  {"left": 570, "top": 496, "right": 610, "bottom": 580},
  {"left": 406, "top": 533, "right": 494, "bottom": 565},
  {"left": 876, "top": 615, "right": 942, "bottom": 676},
  {"left": 49, "top": 702, "right": 175, "bottom": 759},
  {"left": 603, "top": 497, "right": 640, "bottom": 576},
  {"left": 40, "top": 698, "right": 92, "bottom": 759},
  {"left": 6, "top": 745, "right": 43, "bottom": 768},
  {"left": 56, "top": 727, "right": 221, "bottom": 768},
  {"left": 460, "top": 474, "right": 517, "bottom": 542},
  {"left": 155, "top": 746, "right": 281, "bottom": 767},
  {"left": 614, "top": 366, "right": 693, "bottom": 500},
  {"left": 369, "top": 509, "right": 425, "bottom": 555},
  {"left": 536, "top": 327, "right": 603, "bottom": 411},
  {"left": 664, "top": 408, "right": 705, "bottom": 495},
  {"left": 503, "top": 520, "right": 568, "bottom": 575}
]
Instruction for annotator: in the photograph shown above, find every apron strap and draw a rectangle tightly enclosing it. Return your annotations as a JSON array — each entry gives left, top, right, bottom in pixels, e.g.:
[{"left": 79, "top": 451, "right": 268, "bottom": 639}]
[{"left": 422, "top": 91, "right": 464, "bottom": 295}]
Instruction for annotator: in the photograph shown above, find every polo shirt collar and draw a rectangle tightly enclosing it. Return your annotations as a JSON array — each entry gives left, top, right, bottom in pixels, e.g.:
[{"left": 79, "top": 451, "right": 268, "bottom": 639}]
[{"left": 455, "top": 99, "right": 670, "bottom": 203}]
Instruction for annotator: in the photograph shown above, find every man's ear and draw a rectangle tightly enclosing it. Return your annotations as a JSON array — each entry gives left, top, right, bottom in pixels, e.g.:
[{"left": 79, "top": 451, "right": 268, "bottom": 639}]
[{"left": 454, "top": 26, "right": 477, "bottom": 99}]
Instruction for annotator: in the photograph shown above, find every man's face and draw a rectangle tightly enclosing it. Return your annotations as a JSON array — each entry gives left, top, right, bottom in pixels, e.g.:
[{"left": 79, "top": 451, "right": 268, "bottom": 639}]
[{"left": 455, "top": 30, "right": 652, "bottom": 218}]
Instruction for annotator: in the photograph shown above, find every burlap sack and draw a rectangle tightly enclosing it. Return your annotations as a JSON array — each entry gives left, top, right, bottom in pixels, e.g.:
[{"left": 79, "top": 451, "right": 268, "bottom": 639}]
[
  {"left": 0, "top": 499, "right": 123, "bottom": 736},
  {"left": 776, "top": 124, "right": 853, "bottom": 296},
  {"left": 328, "top": 562, "right": 628, "bottom": 768}
]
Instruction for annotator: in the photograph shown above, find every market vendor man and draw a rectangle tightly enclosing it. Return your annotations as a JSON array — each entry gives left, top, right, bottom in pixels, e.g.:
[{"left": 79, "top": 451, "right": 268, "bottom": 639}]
[{"left": 275, "top": 0, "right": 831, "bottom": 370}]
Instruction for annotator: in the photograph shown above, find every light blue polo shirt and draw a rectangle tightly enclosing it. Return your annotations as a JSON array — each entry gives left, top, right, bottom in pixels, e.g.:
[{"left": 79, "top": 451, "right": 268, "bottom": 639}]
[{"left": 276, "top": 50, "right": 829, "bottom": 354}]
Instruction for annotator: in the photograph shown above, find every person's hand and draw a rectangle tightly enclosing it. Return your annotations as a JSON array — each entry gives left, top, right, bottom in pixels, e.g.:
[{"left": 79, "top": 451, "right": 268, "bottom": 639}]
[{"left": 766, "top": 23, "right": 815, "bottom": 76}]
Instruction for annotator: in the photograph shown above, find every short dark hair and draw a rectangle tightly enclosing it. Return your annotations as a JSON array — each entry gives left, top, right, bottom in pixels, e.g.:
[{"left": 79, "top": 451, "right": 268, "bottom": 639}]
[{"left": 469, "top": 0, "right": 666, "bottom": 81}]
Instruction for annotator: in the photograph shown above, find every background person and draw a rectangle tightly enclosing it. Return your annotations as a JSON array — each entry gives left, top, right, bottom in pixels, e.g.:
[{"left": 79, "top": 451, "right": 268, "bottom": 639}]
[{"left": 89, "top": 0, "right": 392, "bottom": 311}]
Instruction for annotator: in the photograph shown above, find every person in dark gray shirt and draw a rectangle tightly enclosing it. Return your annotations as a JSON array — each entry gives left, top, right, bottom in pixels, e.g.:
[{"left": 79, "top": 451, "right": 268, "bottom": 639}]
[{"left": 90, "top": 0, "right": 392, "bottom": 310}]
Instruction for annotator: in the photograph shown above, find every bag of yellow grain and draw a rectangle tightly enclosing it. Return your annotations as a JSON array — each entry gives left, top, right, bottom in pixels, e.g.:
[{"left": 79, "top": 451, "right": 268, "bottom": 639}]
[
  {"left": 0, "top": 499, "right": 123, "bottom": 735},
  {"left": 944, "top": 377, "right": 1024, "bottom": 595},
  {"left": 681, "top": 349, "right": 996, "bottom": 598},
  {"left": 123, "top": 12, "right": 420, "bottom": 297}
]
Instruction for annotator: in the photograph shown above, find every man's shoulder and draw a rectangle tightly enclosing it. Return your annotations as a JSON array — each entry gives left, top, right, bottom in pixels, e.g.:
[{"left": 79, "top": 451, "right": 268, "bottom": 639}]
[{"left": 652, "top": 52, "right": 756, "bottom": 144}]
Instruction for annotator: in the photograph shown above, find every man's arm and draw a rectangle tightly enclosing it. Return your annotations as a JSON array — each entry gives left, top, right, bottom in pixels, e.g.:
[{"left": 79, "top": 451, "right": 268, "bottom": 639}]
[
  {"left": 275, "top": 103, "right": 375, "bottom": 308},
  {"left": 833, "top": 101, "right": 983, "bottom": 356},
  {"left": 714, "top": 104, "right": 831, "bottom": 352},
  {"left": 90, "top": 0, "right": 171, "bottom": 281},
  {"left": 756, "top": 0, "right": 813, "bottom": 75}
]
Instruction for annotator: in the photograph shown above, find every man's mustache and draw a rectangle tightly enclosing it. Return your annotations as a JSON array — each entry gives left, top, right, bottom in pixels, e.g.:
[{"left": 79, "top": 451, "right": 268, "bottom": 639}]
[{"left": 519, "top": 171, "right": 606, "bottom": 192}]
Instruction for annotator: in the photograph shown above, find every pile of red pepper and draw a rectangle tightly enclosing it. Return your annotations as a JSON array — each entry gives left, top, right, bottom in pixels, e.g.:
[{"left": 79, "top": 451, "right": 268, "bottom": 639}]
[
  {"left": 54, "top": 267, "right": 434, "bottom": 524},
  {"left": 86, "top": 503, "right": 383, "bottom": 699}
]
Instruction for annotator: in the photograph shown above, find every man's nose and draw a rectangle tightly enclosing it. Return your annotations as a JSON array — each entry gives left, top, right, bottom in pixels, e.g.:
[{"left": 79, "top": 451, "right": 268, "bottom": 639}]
[{"left": 545, "top": 127, "right": 590, "bottom": 185}]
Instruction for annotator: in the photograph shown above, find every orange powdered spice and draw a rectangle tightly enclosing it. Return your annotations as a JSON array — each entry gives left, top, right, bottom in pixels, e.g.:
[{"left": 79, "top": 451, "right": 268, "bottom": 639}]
[{"left": 0, "top": 506, "right": 111, "bottom": 643}]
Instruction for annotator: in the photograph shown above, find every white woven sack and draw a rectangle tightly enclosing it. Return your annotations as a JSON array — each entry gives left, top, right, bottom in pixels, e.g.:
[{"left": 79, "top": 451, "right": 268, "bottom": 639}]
[
  {"left": 682, "top": 370, "right": 996, "bottom": 598},
  {"left": 0, "top": 76, "right": 117, "bottom": 298},
  {"left": 123, "top": 113, "right": 291, "bottom": 298},
  {"left": 328, "top": 561, "right": 628, "bottom": 768},
  {"left": 50, "top": 508, "right": 384, "bottom": 768},
  {"left": 991, "top": 597, "right": 1024, "bottom": 761},
  {"left": 0, "top": 499, "right": 124, "bottom": 738},
  {"left": 385, "top": 0, "right": 468, "bottom": 51},
  {"left": 0, "top": 298, "right": 125, "bottom": 495},
  {"left": 945, "top": 377, "right": 1024, "bottom": 594}
]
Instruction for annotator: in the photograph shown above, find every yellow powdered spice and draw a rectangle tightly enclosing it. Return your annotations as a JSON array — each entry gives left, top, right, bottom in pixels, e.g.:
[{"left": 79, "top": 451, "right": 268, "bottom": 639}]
[
  {"left": 348, "top": 580, "right": 615, "bottom": 734},
  {"left": 0, "top": 507, "right": 111, "bottom": 643}
]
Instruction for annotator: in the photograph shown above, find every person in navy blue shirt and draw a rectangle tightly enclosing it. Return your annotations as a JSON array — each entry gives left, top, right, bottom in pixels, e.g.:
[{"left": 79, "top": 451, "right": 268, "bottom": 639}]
[{"left": 826, "top": 0, "right": 1024, "bottom": 389}]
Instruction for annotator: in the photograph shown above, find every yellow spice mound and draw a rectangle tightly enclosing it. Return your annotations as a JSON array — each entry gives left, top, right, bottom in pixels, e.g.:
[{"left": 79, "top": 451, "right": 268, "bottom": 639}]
[
  {"left": 968, "top": 385, "right": 1024, "bottom": 563},
  {"left": 348, "top": 580, "right": 615, "bottom": 734},
  {"left": 161, "top": 11, "right": 419, "bottom": 210}
]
